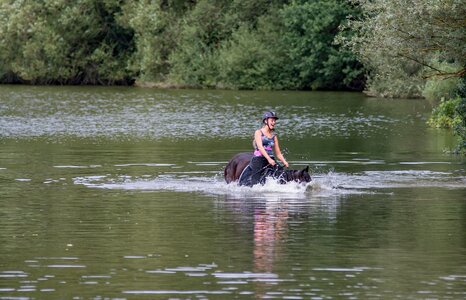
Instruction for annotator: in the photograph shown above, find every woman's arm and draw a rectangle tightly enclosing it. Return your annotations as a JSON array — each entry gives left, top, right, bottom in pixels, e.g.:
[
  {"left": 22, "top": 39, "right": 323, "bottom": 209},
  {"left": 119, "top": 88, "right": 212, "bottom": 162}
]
[
  {"left": 255, "top": 130, "right": 276, "bottom": 165},
  {"left": 273, "top": 136, "right": 289, "bottom": 167}
]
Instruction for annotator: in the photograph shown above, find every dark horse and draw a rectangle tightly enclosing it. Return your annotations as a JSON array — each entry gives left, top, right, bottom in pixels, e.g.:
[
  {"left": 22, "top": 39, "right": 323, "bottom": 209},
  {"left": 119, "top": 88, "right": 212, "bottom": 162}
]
[{"left": 224, "top": 152, "right": 311, "bottom": 186}]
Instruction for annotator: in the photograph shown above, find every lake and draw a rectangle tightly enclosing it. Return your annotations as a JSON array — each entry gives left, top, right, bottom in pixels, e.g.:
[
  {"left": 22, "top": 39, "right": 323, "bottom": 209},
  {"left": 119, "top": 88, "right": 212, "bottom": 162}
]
[{"left": 0, "top": 85, "right": 465, "bottom": 299}]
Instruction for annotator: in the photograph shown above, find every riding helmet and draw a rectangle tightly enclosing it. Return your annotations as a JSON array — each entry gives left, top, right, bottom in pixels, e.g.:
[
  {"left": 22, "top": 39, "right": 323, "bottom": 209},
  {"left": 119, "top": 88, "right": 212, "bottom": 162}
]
[{"left": 262, "top": 111, "right": 278, "bottom": 123}]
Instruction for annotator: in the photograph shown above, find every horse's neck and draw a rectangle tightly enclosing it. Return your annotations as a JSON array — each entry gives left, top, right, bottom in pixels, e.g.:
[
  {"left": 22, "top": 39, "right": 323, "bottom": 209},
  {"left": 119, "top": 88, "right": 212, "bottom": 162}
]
[
  {"left": 284, "top": 170, "right": 294, "bottom": 181},
  {"left": 283, "top": 169, "right": 301, "bottom": 182},
  {"left": 266, "top": 167, "right": 306, "bottom": 183},
  {"left": 263, "top": 167, "right": 297, "bottom": 181},
  {"left": 273, "top": 168, "right": 292, "bottom": 182}
]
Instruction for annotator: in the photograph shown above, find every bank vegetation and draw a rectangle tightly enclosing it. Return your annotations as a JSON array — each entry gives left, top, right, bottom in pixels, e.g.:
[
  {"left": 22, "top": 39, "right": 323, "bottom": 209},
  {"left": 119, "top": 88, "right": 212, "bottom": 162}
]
[{"left": 340, "top": 0, "right": 465, "bottom": 153}]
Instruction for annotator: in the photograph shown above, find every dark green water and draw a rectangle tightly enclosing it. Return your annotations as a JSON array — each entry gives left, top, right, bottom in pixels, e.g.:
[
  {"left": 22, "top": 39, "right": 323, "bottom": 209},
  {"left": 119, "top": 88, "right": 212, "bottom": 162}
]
[{"left": 0, "top": 85, "right": 465, "bottom": 299}]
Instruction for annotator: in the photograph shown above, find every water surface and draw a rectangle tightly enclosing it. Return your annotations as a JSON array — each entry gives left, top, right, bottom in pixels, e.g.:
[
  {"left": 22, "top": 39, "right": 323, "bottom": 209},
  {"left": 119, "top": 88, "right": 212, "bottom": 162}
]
[{"left": 0, "top": 85, "right": 465, "bottom": 299}]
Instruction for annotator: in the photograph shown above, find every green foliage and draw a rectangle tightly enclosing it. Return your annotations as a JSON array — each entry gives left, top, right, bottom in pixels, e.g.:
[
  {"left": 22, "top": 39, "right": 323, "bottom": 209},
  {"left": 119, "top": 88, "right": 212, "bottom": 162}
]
[
  {"left": 422, "top": 59, "right": 461, "bottom": 101},
  {"left": 215, "top": 12, "right": 293, "bottom": 90},
  {"left": 216, "top": 25, "right": 282, "bottom": 89},
  {"left": 427, "top": 97, "right": 461, "bottom": 128},
  {"left": 452, "top": 78, "right": 466, "bottom": 154},
  {"left": 166, "top": 0, "right": 291, "bottom": 89},
  {"left": 167, "top": 0, "right": 363, "bottom": 90},
  {"left": 0, "top": 0, "right": 135, "bottom": 84},
  {"left": 0, "top": 0, "right": 364, "bottom": 89},
  {"left": 424, "top": 77, "right": 461, "bottom": 102},
  {"left": 121, "top": 0, "right": 179, "bottom": 82},
  {"left": 428, "top": 76, "right": 466, "bottom": 155},
  {"left": 363, "top": 62, "right": 425, "bottom": 98},
  {"left": 167, "top": 0, "right": 229, "bottom": 87},
  {"left": 343, "top": 0, "right": 465, "bottom": 153},
  {"left": 343, "top": 0, "right": 466, "bottom": 98},
  {"left": 280, "top": 0, "right": 364, "bottom": 90},
  {"left": 454, "top": 96, "right": 466, "bottom": 154}
]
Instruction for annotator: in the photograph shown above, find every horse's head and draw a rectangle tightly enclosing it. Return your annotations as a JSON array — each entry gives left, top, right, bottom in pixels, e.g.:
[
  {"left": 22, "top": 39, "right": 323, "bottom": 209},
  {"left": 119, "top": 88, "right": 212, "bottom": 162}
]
[
  {"left": 275, "top": 166, "right": 311, "bottom": 184},
  {"left": 291, "top": 166, "right": 311, "bottom": 183}
]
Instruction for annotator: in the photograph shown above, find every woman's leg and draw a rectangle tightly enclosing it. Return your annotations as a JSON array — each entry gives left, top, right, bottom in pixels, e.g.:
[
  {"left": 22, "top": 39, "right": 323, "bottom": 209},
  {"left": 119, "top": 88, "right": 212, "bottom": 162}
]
[{"left": 250, "top": 156, "right": 269, "bottom": 185}]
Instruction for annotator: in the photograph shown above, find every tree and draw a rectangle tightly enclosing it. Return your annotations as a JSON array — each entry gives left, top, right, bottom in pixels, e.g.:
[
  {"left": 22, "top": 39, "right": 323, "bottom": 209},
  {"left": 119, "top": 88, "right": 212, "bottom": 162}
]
[
  {"left": 0, "top": 0, "right": 135, "bottom": 84},
  {"left": 167, "top": 0, "right": 231, "bottom": 87},
  {"left": 167, "top": 0, "right": 364, "bottom": 90},
  {"left": 0, "top": 0, "right": 366, "bottom": 90},
  {"left": 121, "top": 0, "right": 195, "bottom": 83},
  {"left": 342, "top": 0, "right": 466, "bottom": 97},
  {"left": 343, "top": 0, "right": 466, "bottom": 154},
  {"left": 281, "top": 0, "right": 364, "bottom": 90},
  {"left": 216, "top": 16, "right": 290, "bottom": 89}
]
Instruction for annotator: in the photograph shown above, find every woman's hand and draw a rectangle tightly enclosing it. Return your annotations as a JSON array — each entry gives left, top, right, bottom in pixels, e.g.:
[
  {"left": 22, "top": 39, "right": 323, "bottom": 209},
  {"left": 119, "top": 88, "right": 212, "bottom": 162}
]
[
  {"left": 283, "top": 161, "right": 289, "bottom": 168},
  {"left": 268, "top": 158, "right": 276, "bottom": 166}
]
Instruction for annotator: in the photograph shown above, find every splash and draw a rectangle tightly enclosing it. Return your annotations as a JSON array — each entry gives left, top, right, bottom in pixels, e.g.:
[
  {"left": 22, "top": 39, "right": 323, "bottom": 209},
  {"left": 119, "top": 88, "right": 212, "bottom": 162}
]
[
  {"left": 73, "top": 174, "right": 313, "bottom": 198},
  {"left": 73, "top": 169, "right": 466, "bottom": 198}
]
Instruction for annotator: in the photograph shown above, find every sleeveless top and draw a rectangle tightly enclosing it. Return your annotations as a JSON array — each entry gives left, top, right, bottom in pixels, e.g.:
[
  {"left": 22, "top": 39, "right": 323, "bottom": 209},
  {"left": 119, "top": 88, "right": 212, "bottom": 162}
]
[{"left": 254, "top": 130, "right": 276, "bottom": 157}]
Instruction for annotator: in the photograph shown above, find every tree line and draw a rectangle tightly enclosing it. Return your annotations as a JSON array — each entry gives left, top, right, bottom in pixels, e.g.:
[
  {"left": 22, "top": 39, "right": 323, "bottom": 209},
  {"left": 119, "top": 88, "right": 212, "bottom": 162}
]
[
  {"left": 1, "top": 0, "right": 464, "bottom": 151},
  {"left": 0, "top": 0, "right": 363, "bottom": 90}
]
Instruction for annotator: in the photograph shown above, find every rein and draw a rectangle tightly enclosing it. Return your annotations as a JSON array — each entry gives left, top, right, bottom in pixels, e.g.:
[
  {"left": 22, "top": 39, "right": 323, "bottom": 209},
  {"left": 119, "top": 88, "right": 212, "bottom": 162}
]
[
  {"left": 264, "top": 166, "right": 305, "bottom": 184},
  {"left": 261, "top": 164, "right": 288, "bottom": 183}
]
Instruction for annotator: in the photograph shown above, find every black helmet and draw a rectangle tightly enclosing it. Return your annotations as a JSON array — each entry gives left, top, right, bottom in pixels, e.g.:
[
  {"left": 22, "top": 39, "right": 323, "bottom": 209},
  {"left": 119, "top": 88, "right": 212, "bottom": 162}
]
[{"left": 262, "top": 111, "right": 278, "bottom": 123}]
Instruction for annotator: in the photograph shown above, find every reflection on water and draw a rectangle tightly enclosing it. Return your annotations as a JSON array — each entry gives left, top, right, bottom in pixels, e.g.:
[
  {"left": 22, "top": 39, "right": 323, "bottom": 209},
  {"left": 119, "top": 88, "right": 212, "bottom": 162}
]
[
  {"left": 252, "top": 202, "right": 289, "bottom": 298},
  {"left": 1, "top": 86, "right": 465, "bottom": 299},
  {"left": 253, "top": 202, "right": 288, "bottom": 273}
]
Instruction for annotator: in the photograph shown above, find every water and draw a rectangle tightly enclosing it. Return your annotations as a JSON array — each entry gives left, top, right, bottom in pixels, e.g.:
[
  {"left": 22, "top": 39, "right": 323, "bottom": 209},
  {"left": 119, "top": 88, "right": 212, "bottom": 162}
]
[{"left": 0, "top": 85, "right": 465, "bottom": 299}]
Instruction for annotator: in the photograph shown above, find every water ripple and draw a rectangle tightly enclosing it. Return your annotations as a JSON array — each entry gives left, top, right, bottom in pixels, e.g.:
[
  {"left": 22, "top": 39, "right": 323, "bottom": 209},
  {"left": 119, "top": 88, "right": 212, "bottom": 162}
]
[{"left": 0, "top": 89, "right": 399, "bottom": 139}]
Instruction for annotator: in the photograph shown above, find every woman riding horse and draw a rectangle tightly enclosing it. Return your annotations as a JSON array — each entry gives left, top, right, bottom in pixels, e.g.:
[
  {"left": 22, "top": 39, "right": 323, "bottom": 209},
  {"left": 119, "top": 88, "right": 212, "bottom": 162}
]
[{"left": 239, "top": 111, "right": 289, "bottom": 186}]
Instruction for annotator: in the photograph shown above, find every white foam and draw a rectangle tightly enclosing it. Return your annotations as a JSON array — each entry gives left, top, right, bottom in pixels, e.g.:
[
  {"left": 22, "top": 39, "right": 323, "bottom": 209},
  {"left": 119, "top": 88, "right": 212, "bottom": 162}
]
[
  {"left": 73, "top": 175, "right": 312, "bottom": 197},
  {"left": 54, "top": 165, "right": 101, "bottom": 169},
  {"left": 114, "top": 163, "right": 175, "bottom": 167},
  {"left": 72, "top": 169, "right": 466, "bottom": 198}
]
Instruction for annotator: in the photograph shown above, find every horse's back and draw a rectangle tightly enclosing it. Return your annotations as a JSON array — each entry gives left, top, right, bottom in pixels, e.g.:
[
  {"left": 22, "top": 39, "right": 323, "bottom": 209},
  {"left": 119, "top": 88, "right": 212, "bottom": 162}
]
[{"left": 224, "top": 152, "right": 253, "bottom": 183}]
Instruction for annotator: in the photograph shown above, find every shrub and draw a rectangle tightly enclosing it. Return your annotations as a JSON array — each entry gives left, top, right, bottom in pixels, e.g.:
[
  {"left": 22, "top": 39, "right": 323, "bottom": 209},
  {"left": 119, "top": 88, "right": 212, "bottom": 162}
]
[
  {"left": 427, "top": 97, "right": 461, "bottom": 128},
  {"left": 427, "top": 76, "right": 466, "bottom": 155},
  {"left": 453, "top": 79, "right": 466, "bottom": 154}
]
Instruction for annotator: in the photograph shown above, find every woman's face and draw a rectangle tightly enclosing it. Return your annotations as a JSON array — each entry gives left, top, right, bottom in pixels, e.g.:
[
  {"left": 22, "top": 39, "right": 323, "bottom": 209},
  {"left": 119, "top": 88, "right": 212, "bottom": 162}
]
[{"left": 265, "top": 117, "right": 277, "bottom": 129}]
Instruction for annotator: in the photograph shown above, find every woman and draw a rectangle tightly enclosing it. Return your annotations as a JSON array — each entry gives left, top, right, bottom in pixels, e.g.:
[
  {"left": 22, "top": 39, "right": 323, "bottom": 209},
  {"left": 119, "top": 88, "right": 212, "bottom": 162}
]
[{"left": 239, "top": 111, "right": 289, "bottom": 186}]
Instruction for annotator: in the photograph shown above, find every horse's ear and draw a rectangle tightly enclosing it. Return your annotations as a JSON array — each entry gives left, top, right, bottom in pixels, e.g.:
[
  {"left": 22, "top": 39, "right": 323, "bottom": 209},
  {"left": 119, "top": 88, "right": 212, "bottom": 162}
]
[{"left": 303, "top": 166, "right": 309, "bottom": 173}]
